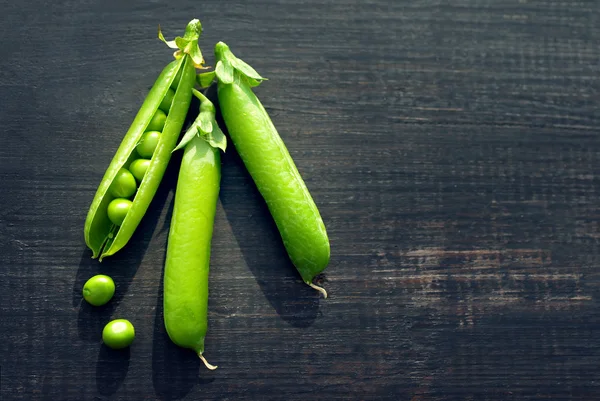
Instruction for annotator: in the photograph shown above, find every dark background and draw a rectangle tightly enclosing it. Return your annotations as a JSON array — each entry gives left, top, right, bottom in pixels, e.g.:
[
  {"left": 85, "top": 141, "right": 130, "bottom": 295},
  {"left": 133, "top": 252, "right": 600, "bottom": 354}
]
[{"left": 1, "top": 0, "right": 600, "bottom": 400}]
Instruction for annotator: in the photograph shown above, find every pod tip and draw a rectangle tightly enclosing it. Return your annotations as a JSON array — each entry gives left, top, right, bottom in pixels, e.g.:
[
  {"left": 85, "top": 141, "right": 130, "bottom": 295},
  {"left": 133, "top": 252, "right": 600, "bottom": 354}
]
[
  {"left": 308, "top": 282, "right": 328, "bottom": 298},
  {"left": 198, "top": 353, "right": 218, "bottom": 370}
]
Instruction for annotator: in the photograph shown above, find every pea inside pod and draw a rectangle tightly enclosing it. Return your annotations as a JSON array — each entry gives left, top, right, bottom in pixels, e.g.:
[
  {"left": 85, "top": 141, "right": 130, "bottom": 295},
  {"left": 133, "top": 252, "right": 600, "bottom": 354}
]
[
  {"left": 129, "top": 159, "right": 151, "bottom": 182},
  {"left": 107, "top": 198, "right": 132, "bottom": 226},
  {"left": 146, "top": 109, "right": 167, "bottom": 132},
  {"left": 109, "top": 168, "right": 137, "bottom": 198},
  {"left": 159, "top": 88, "right": 175, "bottom": 113},
  {"left": 84, "top": 19, "right": 206, "bottom": 260},
  {"left": 136, "top": 131, "right": 161, "bottom": 158}
]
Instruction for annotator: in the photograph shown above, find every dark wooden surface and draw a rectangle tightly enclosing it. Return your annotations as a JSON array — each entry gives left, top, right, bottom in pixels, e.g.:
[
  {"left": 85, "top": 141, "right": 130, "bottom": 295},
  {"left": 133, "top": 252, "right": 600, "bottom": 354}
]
[{"left": 1, "top": 0, "right": 600, "bottom": 400}]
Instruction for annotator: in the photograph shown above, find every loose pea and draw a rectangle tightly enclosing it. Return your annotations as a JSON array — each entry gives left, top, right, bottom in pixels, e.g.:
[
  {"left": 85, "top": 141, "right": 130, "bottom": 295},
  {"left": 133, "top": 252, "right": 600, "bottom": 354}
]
[
  {"left": 129, "top": 159, "right": 151, "bottom": 182},
  {"left": 108, "top": 168, "right": 137, "bottom": 198},
  {"left": 102, "top": 319, "right": 135, "bottom": 349},
  {"left": 82, "top": 274, "right": 115, "bottom": 306},
  {"left": 159, "top": 88, "right": 175, "bottom": 113},
  {"left": 147, "top": 109, "right": 167, "bottom": 131},
  {"left": 107, "top": 198, "right": 133, "bottom": 226},
  {"left": 136, "top": 131, "right": 161, "bottom": 158}
]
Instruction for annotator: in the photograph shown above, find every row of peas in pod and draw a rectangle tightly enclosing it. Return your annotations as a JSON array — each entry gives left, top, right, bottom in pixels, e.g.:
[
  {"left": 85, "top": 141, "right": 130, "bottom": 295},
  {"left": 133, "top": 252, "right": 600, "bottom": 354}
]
[{"left": 106, "top": 83, "right": 178, "bottom": 227}]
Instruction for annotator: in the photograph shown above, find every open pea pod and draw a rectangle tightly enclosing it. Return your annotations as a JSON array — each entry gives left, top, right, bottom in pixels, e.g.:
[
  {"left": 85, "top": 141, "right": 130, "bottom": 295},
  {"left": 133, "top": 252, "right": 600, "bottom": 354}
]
[{"left": 84, "top": 19, "right": 205, "bottom": 260}]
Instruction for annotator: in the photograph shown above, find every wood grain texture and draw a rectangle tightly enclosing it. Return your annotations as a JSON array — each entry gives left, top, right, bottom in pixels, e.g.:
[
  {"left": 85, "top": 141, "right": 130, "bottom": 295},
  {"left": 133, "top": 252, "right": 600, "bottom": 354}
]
[{"left": 1, "top": 0, "right": 600, "bottom": 400}]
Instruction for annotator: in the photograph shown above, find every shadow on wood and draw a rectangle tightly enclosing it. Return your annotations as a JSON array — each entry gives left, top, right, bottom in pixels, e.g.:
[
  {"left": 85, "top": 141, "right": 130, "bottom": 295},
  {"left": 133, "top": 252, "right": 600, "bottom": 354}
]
[
  {"left": 152, "top": 229, "right": 216, "bottom": 401},
  {"left": 205, "top": 85, "right": 322, "bottom": 328},
  {"left": 73, "top": 147, "right": 182, "bottom": 341},
  {"left": 95, "top": 346, "right": 130, "bottom": 396}
]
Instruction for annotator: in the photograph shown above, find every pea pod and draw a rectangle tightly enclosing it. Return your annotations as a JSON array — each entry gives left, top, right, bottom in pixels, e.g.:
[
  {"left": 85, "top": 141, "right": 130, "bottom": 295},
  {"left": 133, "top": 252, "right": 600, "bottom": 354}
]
[
  {"left": 84, "top": 20, "right": 205, "bottom": 260},
  {"left": 164, "top": 90, "right": 225, "bottom": 369},
  {"left": 212, "top": 42, "right": 330, "bottom": 297}
]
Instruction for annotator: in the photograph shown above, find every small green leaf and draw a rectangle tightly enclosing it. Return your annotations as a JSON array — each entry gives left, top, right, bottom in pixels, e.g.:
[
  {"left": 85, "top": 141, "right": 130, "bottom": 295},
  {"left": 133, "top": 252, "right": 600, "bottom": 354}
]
[
  {"left": 214, "top": 42, "right": 265, "bottom": 86},
  {"left": 197, "top": 72, "right": 216, "bottom": 88},
  {"left": 198, "top": 112, "right": 213, "bottom": 135},
  {"left": 232, "top": 57, "right": 266, "bottom": 81},
  {"left": 188, "top": 44, "right": 204, "bottom": 68},
  {"left": 173, "top": 125, "right": 199, "bottom": 152},
  {"left": 158, "top": 26, "right": 178, "bottom": 49},
  {"left": 160, "top": 19, "right": 205, "bottom": 66},
  {"left": 186, "top": 86, "right": 225, "bottom": 152},
  {"left": 192, "top": 88, "right": 210, "bottom": 104},
  {"left": 174, "top": 37, "right": 189, "bottom": 51},
  {"left": 215, "top": 60, "right": 234, "bottom": 84},
  {"left": 205, "top": 124, "right": 227, "bottom": 152},
  {"left": 246, "top": 77, "right": 262, "bottom": 87}
]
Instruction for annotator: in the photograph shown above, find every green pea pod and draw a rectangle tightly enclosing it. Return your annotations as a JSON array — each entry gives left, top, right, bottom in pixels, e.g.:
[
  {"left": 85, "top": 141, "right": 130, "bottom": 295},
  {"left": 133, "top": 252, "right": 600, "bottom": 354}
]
[
  {"left": 164, "top": 90, "right": 224, "bottom": 369},
  {"left": 213, "top": 42, "right": 330, "bottom": 297},
  {"left": 84, "top": 19, "right": 205, "bottom": 260}
]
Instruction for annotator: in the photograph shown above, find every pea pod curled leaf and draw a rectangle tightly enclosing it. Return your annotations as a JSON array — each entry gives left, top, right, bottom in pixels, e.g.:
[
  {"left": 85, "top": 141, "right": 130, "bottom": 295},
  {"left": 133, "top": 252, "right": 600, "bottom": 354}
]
[
  {"left": 197, "top": 71, "right": 216, "bottom": 88},
  {"left": 199, "top": 111, "right": 213, "bottom": 134},
  {"left": 215, "top": 60, "right": 234, "bottom": 85},
  {"left": 204, "top": 123, "right": 227, "bottom": 152},
  {"left": 231, "top": 57, "right": 265, "bottom": 82},
  {"left": 173, "top": 89, "right": 227, "bottom": 153},
  {"left": 213, "top": 42, "right": 267, "bottom": 87},
  {"left": 158, "top": 19, "right": 205, "bottom": 68}
]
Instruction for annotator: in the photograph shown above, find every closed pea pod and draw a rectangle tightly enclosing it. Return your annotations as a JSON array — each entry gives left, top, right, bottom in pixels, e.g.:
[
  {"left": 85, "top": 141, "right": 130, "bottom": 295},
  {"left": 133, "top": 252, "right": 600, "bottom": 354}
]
[
  {"left": 84, "top": 19, "right": 206, "bottom": 260},
  {"left": 164, "top": 90, "right": 226, "bottom": 369},
  {"left": 211, "top": 42, "right": 330, "bottom": 296}
]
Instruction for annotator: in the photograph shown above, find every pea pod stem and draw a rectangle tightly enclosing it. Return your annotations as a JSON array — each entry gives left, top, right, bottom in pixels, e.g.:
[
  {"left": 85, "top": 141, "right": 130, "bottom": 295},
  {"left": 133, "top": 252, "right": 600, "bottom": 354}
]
[
  {"left": 192, "top": 88, "right": 208, "bottom": 102},
  {"left": 199, "top": 353, "right": 217, "bottom": 370},
  {"left": 308, "top": 283, "right": 328, "bottom": 298}
]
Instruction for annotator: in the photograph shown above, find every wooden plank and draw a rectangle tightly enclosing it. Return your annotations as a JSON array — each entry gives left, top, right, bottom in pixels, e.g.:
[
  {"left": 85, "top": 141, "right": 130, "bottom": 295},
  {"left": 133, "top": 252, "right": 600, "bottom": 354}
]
[{"left": 1, "top": 0, "right": 599, "bottom": 399}]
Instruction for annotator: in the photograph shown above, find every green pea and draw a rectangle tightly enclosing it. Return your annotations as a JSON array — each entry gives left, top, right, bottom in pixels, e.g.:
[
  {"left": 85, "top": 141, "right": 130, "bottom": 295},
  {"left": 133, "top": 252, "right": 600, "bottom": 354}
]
[
  {"left": 107, "top": 198, "right": 133, "bottom": 226},
  {"left": 108, "top": 168, "right": 137, "bottom": 198},
  {"left": 102, "top": 319, "right": 135, "bottom": 349},
  {"left": 82, "top": 274, "right": 115, "bottom": 306},
  {"left": 214, "top": 42, "right": 330, "bottom": 297},
  {"left": 159, "top": 88, "right": 175, "bottom": 113},
  {"left": 147, "top": 109, "right": 167, "bottom": 132},
  {"left": 136, "top": 131, "right": 161, "bottom": 158},
  {"left": 129, "top": 159, "right": 151, "bottom": 182}
]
